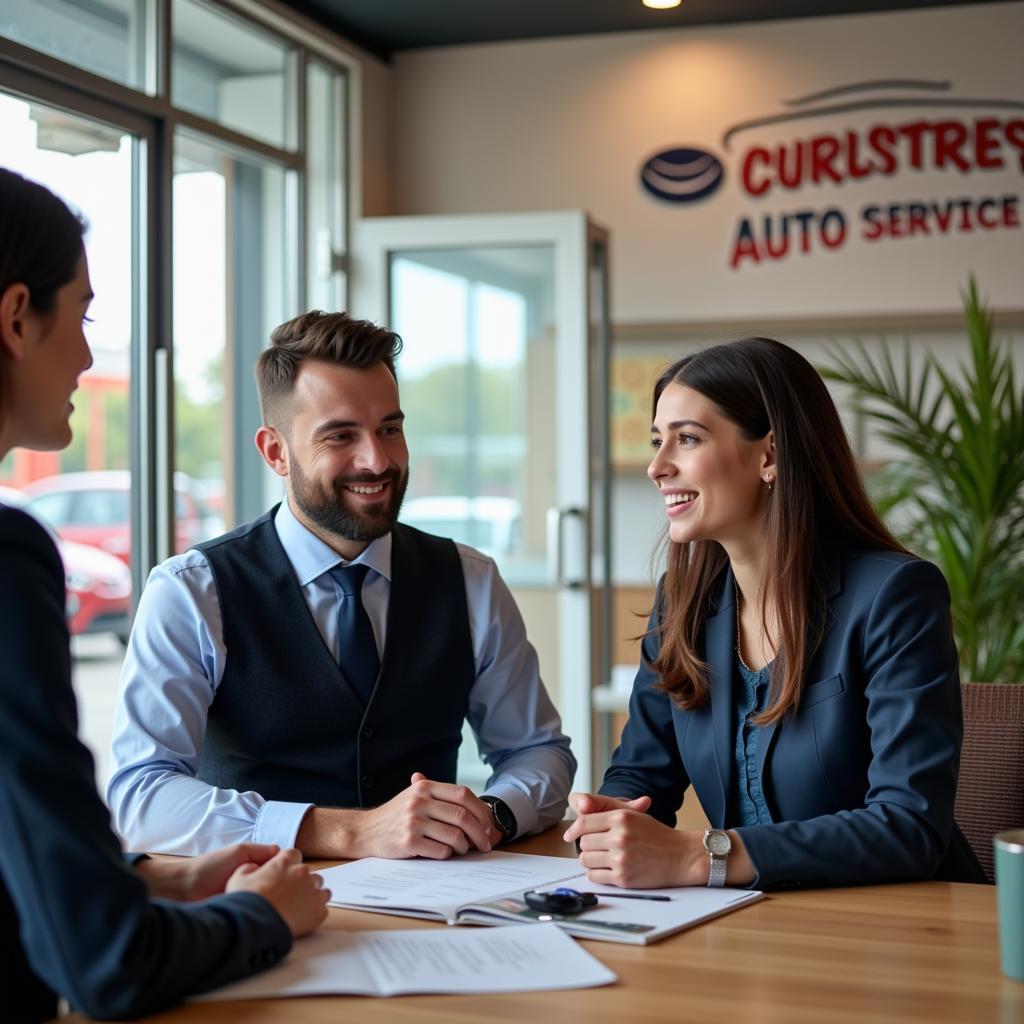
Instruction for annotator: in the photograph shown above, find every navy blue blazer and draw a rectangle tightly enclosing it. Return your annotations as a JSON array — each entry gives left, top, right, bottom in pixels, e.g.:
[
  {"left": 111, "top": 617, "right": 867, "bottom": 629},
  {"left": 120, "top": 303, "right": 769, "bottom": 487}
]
[
  {"left": 0, "top": 506, "right": 293, "bottom": 1022},
  {"left": 601, "top": 547, "right": 986, "bottom": 889}
]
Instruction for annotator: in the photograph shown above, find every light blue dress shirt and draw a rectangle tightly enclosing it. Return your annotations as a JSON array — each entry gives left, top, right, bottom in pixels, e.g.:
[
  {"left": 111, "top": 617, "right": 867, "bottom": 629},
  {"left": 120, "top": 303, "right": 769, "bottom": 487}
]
[{"left": 107, "top": 500, "right": 576, "bottom": 854}]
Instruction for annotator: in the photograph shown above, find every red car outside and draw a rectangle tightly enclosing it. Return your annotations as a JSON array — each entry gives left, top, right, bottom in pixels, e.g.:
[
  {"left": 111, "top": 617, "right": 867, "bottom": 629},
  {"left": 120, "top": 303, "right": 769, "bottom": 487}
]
[
  {"left": 0, "top": 485, "right": 131, "bottom": 641},
  {"left": 61, "top": 537, "right": 132, "bottom": 642},
  {"left": 22, "top": 470, "right": 222, "bottom": 567}
]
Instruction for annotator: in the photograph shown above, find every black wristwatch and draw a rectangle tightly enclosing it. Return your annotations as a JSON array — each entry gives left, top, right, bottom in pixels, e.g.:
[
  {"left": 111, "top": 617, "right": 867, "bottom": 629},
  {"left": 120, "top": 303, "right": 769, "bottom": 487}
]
[{"left": 480, "top": 795, "right": 517, "bottom": 844}]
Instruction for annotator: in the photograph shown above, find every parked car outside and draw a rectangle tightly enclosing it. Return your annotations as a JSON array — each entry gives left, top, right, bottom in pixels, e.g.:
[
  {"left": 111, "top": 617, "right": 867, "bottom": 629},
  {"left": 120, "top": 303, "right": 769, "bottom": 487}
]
[
  {"left": 61, "top": 537, "right": 132, "bottom": 641},
  {"left": 22, "top": 470, "right": 223, "bottom": 567},
  {"left": 0, "top": 484, "right": 131, "bottom": 641}
]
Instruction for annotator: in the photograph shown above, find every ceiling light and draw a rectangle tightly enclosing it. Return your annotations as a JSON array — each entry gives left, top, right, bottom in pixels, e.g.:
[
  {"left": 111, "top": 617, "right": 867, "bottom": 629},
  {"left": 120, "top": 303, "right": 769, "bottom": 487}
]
[{"left": 643, "top": 0, "right": 682, "bottom": 9}]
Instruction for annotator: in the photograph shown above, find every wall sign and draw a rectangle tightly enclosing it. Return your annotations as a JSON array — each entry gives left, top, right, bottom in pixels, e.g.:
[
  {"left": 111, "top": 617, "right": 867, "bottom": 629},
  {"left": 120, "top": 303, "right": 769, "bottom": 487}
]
[{"left": 639, "top": 79, "right": 1024, "bottom": 272}]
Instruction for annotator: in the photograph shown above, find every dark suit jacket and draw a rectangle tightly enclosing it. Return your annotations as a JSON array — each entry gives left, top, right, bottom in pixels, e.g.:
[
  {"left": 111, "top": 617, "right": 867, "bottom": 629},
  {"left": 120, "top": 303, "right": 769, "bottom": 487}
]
[
  {"left": 0, "top": 506, "right": 292, "bottom": 1023},
  {"left": 601, "top": 547, "right": 986, "bottom": 889}
]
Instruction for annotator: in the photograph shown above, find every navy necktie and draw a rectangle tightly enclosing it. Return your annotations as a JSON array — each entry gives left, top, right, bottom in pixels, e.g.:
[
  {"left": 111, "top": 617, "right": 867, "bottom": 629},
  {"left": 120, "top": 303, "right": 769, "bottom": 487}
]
[{"left": 329, "top": 563, "right": 380, "bottom": 703}]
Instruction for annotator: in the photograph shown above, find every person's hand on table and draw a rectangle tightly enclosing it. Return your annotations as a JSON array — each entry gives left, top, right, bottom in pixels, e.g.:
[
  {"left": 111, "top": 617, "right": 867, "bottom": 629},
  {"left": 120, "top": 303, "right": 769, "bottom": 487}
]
[
  {"left": 564, "top": 794, "right": 756, "bottom": 888},
  {"left": 135, "top": 842, "right": 283, "bottom": 901},
  {"left": 296, "top": 771, "right": 496, "bottom": 860},
  {"left": 353, "top": 771, "right": 496, "bottom": 858},
  {"left": 565, "top": 805, "right": 701, "bottom": 887},
  {"left": 227, "top": 847, "right": 330, "bottom": 937},
  {"left": 565, "top": 790, "right": 694, "bottom": 887}
]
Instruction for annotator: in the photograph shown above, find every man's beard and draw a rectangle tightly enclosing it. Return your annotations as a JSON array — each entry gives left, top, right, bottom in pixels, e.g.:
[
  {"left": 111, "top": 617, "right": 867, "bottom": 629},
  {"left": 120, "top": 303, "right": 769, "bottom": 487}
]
[{"left": 290, "top": 458, "right": 408, "bottom": 543}]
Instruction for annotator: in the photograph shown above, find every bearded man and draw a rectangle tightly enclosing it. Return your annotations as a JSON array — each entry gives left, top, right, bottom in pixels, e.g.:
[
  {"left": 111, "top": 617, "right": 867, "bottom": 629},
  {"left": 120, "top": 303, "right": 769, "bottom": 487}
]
[{"left": 108, "top": 312, "right": 574, "bottom": 859}]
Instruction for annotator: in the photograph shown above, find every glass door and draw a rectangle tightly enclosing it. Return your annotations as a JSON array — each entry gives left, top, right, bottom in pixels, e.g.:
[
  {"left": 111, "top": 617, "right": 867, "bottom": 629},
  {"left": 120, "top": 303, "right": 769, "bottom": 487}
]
[{"left": 352, "top": 212, "right": 611, "bottom": 790}]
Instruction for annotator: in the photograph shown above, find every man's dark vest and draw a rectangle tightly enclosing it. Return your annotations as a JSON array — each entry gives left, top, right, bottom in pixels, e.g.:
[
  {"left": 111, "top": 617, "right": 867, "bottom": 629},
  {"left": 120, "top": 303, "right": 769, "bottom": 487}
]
[{"left": 194, "top": 509, "right": 475, "bottom": 808}]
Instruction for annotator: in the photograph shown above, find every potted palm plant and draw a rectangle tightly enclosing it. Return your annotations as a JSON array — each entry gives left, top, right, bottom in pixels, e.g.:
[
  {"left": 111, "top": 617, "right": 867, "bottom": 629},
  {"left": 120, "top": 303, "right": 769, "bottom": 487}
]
[{"left": 821, "top": 278, "right": 1024, "bottom": 880}]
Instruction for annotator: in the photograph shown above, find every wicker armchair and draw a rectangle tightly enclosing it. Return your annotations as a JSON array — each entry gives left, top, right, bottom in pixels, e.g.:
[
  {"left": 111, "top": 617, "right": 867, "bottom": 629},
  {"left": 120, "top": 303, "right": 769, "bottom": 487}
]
[{"left": 954, "top": 682, "right": 1024, "bottom": 883}]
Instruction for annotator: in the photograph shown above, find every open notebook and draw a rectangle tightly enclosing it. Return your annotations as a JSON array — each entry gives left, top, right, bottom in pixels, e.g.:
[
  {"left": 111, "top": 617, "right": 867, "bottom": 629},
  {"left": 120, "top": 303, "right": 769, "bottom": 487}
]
[{"left": 316, "top": 850, "right": 762, "bottom": 946}]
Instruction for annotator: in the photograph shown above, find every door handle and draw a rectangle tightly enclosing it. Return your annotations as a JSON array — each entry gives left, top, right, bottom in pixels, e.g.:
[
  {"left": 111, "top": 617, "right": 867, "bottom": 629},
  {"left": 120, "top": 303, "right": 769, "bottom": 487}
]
[{"left": 547, "top": 506, "right": 587, "bottom": 589}]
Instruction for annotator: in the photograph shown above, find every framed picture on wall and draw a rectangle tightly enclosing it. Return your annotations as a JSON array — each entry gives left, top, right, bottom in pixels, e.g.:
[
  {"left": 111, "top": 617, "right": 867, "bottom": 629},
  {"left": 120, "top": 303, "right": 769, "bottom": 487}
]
[{"left": 611, "top": 353, "right": 671, "bottom": 468}]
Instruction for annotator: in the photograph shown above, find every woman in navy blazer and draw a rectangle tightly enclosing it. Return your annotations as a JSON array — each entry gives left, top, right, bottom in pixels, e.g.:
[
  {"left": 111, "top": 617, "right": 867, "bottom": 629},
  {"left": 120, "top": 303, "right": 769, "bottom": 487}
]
[
  {"left": 565, "top": 338, "right": 985, "bottom": 890},
  {"left": 0, "top": 168, "right": 330, "bottom": 1022}
]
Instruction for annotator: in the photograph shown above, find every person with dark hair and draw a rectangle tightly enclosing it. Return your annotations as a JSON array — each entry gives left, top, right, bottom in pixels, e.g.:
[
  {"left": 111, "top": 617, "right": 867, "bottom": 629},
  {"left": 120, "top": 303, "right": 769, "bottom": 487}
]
[
  {"left": 0, "top": 168, "right": 329, "bottom": 1023},
  {"left": 108, "top": 309, "right": 574, "bottom": 861},
  {"left": 565, "top": 337, "right": 985, "bottom": 890}
]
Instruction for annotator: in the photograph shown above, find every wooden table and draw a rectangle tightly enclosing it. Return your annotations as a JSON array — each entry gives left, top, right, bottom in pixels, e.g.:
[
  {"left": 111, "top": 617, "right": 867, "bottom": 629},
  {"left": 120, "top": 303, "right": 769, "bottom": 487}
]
[{"left": 68, "top": 829, "right": 1023, "bottom": 1024}]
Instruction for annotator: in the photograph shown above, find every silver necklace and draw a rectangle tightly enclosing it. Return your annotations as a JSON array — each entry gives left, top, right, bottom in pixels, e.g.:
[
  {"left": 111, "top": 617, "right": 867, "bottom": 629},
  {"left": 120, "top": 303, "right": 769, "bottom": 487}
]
[{"left": 735, "top": 596, "right": 757, "bottom": 673}]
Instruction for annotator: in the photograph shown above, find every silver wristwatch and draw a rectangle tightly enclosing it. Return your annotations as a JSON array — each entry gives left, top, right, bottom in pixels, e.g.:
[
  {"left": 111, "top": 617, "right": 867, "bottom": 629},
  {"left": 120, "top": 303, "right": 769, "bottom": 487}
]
[{"left": 703, "top": 828, "right": 732, "bottom": 887}]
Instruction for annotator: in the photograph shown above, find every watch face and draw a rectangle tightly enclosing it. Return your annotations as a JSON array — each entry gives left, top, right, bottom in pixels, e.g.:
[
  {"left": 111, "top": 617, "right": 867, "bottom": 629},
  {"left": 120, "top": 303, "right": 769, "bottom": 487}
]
[
  {"left": 705, "top": 830, "right": 731, "bottom": 856},
  {"left": 485, "top": 797, "right": 516, "bottom": 836}
]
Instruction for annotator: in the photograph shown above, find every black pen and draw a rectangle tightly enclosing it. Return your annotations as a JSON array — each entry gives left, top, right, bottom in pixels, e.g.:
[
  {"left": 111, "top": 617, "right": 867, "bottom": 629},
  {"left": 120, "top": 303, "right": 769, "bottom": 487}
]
[{"left": 584, "top": 892, "right": 671, "bottom": 902}]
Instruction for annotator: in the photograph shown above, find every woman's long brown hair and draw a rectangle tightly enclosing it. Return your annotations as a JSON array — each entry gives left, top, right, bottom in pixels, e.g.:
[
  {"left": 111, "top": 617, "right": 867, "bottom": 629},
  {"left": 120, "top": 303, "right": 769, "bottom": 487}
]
[{"left": 651, "top": 337, "right": 909, "bottom": 724}]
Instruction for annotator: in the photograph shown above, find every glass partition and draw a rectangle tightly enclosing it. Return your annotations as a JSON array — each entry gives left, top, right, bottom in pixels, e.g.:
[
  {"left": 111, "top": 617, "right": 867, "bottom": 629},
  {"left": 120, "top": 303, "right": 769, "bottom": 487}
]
[
  {"left": 392, "top": 247, "right": 555, "bottom": 586},
  {"left": 173, "top": 132, "right": 291, "bottom": 535},
  {"left": 0, "top": 0, "right": 148, "bottom": 90},
  {"left": 172, "top": 0, "right": 291, "bottom": 149},
  {"left": 307, "top": 59, "right": 347, "bottom": 312}
]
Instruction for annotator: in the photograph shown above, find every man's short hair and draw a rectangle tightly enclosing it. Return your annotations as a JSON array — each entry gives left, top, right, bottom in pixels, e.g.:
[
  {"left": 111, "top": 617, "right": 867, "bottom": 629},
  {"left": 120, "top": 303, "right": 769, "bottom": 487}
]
[{"left": 256, "top": 311, "right": 403, "bottom": 427}]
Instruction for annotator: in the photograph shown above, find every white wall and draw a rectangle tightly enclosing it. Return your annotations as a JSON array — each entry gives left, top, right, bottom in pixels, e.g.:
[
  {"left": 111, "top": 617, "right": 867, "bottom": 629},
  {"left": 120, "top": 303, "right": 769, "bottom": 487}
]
[
  {"left": 390, "top": 2, "right": 1024, "bottom": 321},
  {"left": 359, "top": 55, "right": 393, "bottom": 217}
]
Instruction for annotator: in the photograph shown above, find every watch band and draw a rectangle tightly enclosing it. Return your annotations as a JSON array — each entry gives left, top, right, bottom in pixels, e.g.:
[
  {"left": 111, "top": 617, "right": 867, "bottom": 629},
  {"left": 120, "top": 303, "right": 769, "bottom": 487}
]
[
  {"left": 703, "top": 828, "right": 731, "bottom": 887},
  {"left": 707, "top": 852, "right": 728, "bottom": 887}
]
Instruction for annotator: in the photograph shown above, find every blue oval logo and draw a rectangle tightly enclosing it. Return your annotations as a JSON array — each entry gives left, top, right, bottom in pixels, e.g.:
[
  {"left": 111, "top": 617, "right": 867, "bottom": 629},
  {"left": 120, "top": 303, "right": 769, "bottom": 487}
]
[{"left": 639, "top": 147, "right": 725, "bottom": 203}]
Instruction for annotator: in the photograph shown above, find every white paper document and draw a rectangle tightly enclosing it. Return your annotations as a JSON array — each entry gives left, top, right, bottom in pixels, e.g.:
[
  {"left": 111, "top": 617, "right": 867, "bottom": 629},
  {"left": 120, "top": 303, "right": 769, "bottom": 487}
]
[
  {"left": 317, "top": 850, "right": 763, "bottom": 945},
  {"left": 194, "top": 923, "right": 616, "bottom": 1001},
  {"left": 319, "top": 850, "right": 582, "bottom": 920}
]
